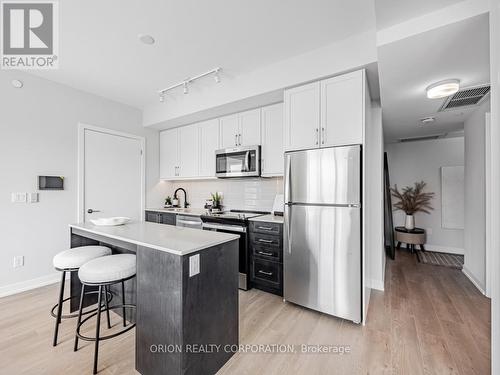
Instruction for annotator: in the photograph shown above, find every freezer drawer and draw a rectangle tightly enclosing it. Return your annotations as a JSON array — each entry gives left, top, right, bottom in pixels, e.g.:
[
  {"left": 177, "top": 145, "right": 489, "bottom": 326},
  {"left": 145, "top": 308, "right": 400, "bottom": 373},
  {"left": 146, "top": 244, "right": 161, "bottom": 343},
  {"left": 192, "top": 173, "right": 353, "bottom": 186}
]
[
  {"left": 284, "top": 146, "right": 361, "bottom": 205},
  {"left": 284, "top": 204, "right": 361, "bottom": 322}
]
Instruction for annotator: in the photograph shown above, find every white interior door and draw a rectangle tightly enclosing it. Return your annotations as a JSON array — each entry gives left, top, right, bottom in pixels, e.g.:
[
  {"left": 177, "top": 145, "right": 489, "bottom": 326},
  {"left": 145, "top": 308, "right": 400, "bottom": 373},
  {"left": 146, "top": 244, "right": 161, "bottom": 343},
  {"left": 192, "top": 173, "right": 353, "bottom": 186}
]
[{"left": 82, "top": 126, "right": 144, "bottom": 222}]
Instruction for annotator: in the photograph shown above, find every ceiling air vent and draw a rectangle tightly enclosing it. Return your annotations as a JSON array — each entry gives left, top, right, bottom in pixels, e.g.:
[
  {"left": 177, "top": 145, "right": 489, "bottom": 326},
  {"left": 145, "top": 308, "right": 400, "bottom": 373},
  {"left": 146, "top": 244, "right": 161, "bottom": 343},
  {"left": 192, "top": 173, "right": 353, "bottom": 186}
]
[
  {"left": 439, "top": 84, "right": 490, "bottom": 111},
  {"left": 399, "top": 134, "right": 443, "bottom": 143}
]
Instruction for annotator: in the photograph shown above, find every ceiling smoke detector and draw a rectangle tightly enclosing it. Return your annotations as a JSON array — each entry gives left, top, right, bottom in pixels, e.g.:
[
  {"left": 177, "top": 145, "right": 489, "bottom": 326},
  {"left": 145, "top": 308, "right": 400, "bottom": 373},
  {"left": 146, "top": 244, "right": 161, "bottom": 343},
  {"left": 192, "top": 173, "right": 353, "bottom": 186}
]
[
  {"left": 426, "top": 79, "right": 460, "bottom": 99},
  {"left": 138, "top": 34, "right": 155, "bottom": 45}
]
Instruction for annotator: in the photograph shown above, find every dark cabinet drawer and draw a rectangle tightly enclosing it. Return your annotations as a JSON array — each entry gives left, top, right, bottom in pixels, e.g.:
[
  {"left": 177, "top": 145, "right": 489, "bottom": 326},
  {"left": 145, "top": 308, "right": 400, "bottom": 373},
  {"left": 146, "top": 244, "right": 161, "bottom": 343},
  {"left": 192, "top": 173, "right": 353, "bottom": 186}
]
[
  {"left": 252, "top": 244, "right": 281, "bottom": 262},
  {"left": 250, "top": 233, "right": 281, "bottom": 248},
  {"left": 252, "top": 258, "right": 280, "bottom": 284},
  {"left": 145, "top": 211, "right": 176, "bottom": 226},
  {"left": 250, "top": 221, "right": 282, "bottom": 235}
]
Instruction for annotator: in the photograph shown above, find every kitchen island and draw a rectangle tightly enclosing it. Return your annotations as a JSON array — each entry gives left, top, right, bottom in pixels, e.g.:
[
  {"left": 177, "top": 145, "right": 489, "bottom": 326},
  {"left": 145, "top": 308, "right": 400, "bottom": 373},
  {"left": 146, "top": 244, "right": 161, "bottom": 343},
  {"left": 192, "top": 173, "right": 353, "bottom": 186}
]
[{"left": 69, "top": 221, "right": 239, "bottom": 375}]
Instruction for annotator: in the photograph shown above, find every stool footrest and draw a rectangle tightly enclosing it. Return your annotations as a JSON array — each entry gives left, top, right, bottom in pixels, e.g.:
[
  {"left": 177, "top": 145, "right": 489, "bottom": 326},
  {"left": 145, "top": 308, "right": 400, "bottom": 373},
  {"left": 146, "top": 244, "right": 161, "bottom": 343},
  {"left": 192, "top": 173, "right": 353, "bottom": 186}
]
[
  {"left": 50, "top": 290, "right": 113, "bottom": 320},
  {"left": 76, "top": 304, "right": 136, "bottom": 342}
]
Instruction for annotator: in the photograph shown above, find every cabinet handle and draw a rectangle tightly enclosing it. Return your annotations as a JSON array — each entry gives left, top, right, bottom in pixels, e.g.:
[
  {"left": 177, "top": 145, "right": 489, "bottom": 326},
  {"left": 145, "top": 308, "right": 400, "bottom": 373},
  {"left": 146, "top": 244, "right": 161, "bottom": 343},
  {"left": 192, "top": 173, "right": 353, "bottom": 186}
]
[
  {"left": 257, "top": 251, "right": 274, "bottom": 256},
  {"left": 238, "top": 134, "right": 242, "bottom": 146},
  {"left": 257, "top": 226, "right": 273, "bottom": 230},
  {"left": 234, "top": 134, "right": 238, "bottom": 146},
  {"left": 315, "top": 128, "right": 319, "bottom": 145},
  {"left": 258, "top": 270, "right": 273, "bottom": 276},
  {"left": 322, "top": 127, "right": 325, "bottom": 144},
  {"left": 258, "top": 239, "right": 274, "bottom": 243}
]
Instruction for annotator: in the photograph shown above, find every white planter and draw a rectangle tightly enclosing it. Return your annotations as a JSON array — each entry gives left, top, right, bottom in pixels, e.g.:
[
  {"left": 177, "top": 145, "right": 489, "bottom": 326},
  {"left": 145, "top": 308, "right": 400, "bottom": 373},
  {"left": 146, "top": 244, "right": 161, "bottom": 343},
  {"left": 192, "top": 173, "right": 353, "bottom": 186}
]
[{"left": 405, "top": 214, "right": 415, "bottom": 230}]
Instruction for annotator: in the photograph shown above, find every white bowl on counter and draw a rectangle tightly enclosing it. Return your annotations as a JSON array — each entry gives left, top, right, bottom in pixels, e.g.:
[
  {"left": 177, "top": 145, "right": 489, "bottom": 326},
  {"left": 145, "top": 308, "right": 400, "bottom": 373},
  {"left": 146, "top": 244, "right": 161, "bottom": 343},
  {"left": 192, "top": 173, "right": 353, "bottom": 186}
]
[{"left": 90, "top": 217, "right": 131, "bottom": 226}]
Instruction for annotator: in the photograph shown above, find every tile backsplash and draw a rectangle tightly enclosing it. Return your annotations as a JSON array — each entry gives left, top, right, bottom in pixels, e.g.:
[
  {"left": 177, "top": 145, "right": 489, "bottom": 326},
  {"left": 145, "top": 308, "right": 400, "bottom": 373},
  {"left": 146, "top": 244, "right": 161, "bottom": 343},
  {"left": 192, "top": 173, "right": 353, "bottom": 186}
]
[{"left": 164, "top": 177, "right": 283, "bottom": 212}]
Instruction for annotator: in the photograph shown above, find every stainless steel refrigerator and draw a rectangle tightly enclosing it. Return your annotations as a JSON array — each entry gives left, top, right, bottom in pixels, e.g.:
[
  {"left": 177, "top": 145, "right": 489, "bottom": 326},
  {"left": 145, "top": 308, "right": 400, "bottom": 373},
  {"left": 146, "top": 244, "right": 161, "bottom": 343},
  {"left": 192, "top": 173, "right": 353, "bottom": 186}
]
[{"left": 284, "top": 145, "right": 361, "bottom": 323}]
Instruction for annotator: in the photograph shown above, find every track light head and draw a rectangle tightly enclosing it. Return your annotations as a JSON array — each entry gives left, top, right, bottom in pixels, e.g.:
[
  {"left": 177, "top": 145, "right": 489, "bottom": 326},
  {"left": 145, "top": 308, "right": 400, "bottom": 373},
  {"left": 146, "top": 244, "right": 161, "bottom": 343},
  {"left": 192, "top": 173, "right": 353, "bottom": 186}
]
[
  {"left": 214, "top": 71, "right": 220, "bottom": 83},
  {"left": 159, "top": 93, "right": 165, "bottom": 103},
  {"left": 183, "top": 81, "right": 188, "bottom": 94}
]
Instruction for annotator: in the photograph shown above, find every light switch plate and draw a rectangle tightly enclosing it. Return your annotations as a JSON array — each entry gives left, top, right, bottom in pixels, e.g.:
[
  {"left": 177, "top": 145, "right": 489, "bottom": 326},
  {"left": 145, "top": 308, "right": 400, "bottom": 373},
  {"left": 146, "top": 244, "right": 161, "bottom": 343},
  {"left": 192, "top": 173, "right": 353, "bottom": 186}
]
[
  {"left": 189, "top": 254, "right": 200, "bottom": 277},
  {"left": 13, "top": 255, "right": 24, "bottom": 268},
  {"left": 11, "top": 192, "right": 27, "bottom": 203}
]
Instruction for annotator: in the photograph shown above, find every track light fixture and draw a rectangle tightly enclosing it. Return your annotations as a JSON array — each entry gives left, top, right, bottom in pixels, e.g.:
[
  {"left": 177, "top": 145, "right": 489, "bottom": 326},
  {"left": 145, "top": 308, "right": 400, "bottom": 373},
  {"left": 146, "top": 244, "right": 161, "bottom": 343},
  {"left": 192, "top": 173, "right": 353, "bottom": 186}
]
[{"left": 158, "top": 67, "right": 222, "bottom": 102}]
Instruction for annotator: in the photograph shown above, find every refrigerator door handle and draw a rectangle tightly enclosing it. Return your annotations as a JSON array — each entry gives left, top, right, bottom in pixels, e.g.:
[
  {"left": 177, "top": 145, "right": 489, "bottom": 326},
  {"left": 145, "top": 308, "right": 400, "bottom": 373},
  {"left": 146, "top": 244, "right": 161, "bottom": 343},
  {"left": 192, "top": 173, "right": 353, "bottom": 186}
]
[
  {"left": 286, "top": 206, "right": 292, "bottom": 254},
  {"left": 284, "top": 155, "right": 291, "bottom": 203}
]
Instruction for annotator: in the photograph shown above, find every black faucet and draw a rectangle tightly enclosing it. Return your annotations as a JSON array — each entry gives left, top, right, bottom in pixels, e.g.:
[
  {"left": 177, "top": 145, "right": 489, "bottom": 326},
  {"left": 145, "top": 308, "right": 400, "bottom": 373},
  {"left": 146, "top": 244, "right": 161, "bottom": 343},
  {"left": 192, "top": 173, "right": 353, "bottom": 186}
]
[{"left": 174, "top": 188, "right": 189, "bottom": 208}]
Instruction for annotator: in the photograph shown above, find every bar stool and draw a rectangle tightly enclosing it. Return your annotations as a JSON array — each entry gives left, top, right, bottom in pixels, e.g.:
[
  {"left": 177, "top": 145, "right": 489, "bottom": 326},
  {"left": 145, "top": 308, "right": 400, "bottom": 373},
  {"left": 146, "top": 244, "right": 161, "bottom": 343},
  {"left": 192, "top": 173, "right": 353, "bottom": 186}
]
[
  {"left": 52, "top": 245, "right": 112, "bottom": 346},
  {"left": 75, "top": 254, "right": 136, "bottom": 375}
]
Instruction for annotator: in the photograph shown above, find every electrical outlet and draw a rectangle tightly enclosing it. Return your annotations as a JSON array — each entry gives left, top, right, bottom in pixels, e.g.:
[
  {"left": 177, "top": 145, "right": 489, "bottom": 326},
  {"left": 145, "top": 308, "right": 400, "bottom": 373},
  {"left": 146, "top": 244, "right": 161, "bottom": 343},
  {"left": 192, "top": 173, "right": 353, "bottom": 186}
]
[
  {"left": 28, "top": 192, "right": 39, "bottom": 203},
  {"left": 13, "top": 256, "right": 24, "bottom": 268},
  {"left": 189, "top": 254, "right": 200, "bottom": 277}
]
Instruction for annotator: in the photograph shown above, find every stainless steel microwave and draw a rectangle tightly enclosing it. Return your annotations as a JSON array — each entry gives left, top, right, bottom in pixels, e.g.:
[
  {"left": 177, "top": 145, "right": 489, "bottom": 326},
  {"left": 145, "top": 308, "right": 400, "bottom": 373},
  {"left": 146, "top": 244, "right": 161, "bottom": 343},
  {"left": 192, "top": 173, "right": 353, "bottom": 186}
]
[{"left": 215, "top": 145, "right": 260, "bottom": 178}]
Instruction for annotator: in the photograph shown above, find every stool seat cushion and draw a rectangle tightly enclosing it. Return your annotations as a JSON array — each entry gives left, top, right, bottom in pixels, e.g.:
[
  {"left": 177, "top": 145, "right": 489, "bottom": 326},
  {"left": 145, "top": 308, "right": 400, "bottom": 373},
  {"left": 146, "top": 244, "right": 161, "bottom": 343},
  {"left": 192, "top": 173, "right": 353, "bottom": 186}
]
[
  {"left": 53, "top": 246, "right": 112, "bottom": 270},
  {"left": 78, "top": 254, "right": 136, "bottom": 284}
]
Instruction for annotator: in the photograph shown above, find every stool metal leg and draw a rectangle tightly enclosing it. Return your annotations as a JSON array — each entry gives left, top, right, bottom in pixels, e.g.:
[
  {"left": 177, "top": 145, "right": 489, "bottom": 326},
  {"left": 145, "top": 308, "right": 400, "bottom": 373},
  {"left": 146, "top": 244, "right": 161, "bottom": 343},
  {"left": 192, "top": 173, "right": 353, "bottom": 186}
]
[
  {"left": 104, "top": 286, "right": 111, "bottom": 329},
  {"left": 74, "top": 284, "right": 86, "bottom": 352},
  {"left": 121, "top": 280, "right": 126, "bottom": 327},
  {"left": 52, "top": 270, "right": 66, "bottom": 346},
  {"left": 93, "top": 285, "right": 103, "bottom": 375}
]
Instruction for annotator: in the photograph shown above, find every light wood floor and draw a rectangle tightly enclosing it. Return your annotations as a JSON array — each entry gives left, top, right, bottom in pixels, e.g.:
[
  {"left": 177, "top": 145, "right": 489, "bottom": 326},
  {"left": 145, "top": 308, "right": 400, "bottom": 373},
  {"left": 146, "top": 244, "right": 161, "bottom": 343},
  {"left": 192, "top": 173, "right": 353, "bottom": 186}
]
[{"left": 0, "top": 250, "right": 490, "bottom": 375}]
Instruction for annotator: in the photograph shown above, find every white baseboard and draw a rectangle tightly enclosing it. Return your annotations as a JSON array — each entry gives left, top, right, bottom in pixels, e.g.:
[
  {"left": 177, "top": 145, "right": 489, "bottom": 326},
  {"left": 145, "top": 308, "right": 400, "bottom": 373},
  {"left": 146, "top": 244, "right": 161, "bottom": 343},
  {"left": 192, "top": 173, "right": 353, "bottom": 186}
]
[
  {"left": 370, "top": 278, "right": 385, "bottom": 291},
  {"left": 0, "top": 273, "right": 62, "bottom": 298},
  {"left": 421, "top": 244, "right": 464, "bottom": 255},
  {"left": 462, "top": 266, "right": 486, "bottom": 296}
]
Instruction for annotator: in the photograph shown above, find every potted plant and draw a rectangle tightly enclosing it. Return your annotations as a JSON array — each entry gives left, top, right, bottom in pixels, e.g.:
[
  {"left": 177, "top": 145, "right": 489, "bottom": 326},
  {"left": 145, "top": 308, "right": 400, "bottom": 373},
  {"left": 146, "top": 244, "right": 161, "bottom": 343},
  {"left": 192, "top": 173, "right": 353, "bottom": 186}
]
[
  {"left": 164, "top": 196, "right": 172, "bottom": 207},
  {"left": 391, "top": 181, "right": 434, "bottom": 230},
  {"left": 211, "top": 192, "right": 222, "bottom": 210}
]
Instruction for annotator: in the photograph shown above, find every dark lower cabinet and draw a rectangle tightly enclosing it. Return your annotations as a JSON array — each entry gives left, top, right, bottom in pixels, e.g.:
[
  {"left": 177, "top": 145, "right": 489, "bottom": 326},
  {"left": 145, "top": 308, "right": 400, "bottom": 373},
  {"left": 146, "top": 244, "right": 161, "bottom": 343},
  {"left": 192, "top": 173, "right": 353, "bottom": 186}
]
[
  {"left": 249, "top": 220, "right": 283, "bottom": 296},
  {"left": 145, "top": 210, "right": 176, "bottom": 225}
]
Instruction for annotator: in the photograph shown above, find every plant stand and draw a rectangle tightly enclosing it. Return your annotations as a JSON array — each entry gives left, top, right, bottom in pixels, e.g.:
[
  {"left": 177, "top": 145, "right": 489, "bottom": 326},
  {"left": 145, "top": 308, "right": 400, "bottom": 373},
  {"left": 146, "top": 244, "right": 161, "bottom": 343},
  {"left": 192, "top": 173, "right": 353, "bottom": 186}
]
[{"left": 394, "top": 226, "right": 426, "bottom": 254}]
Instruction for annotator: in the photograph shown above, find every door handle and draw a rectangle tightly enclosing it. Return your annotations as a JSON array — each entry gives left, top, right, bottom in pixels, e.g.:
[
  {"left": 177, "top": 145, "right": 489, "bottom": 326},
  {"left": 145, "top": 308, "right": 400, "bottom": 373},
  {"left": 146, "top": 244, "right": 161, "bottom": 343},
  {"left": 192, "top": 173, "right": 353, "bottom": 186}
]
[
  {"left": 258, "top": 239, "right": 274, "bottom": 243},
  {"left": 87, "top": 209, "right": 100, "bottom": 214},
  {"left": 257, "top": 251, "right": 274, "bottom": 256}
]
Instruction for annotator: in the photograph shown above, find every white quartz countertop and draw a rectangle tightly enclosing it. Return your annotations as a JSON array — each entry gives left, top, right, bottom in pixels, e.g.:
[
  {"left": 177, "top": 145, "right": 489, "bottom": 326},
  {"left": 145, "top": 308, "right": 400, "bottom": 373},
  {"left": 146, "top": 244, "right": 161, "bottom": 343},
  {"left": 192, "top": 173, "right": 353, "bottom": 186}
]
[
  {"left": 248, "top": 214, "right": 284, "bottom": 224},
  {"left": 69, "top": 221, "right": 239, "bottom": 256},
  {"left": 145, "top": 208, "right": 208, "bottom": 217}
]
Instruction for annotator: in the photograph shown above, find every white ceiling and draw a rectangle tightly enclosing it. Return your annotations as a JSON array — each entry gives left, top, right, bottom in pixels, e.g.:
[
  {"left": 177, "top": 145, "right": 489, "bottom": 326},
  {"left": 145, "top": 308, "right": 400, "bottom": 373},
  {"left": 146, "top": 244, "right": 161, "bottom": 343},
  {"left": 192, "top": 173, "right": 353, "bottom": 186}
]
[
  {"left": 378, "top": 13, "right": 490, "bottom": 143},
  {"left": 374, "top": 0, "right": 466, "bottom": 30},
  {"left": 28, "top": 0, "right": 375, "bottom": 109}
]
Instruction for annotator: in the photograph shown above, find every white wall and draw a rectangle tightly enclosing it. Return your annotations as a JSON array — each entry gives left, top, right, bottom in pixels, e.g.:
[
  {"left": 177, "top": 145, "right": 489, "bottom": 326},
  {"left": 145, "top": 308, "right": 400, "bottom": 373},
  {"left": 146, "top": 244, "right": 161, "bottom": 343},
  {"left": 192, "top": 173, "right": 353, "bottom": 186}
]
[
  {"left": 489, "top": 0, "right": 500, "bottom": 372},
  {"left": 464, "top": 99, "right": 490, "bottom": 292},
  {"left": 0, "top": 71, "right": 165, "bottom": 295},
  {"left": 385, "top": 137, "right": 465, "bottom": 253},
  {"left": 161, "top": 178, "right": 283, "bottom": 213},
  {"left": 365, "top": 105, "right": 385, "bottom": 291},
  {"left": 143, "top": 31, "right": 377, "bottom": 128}
]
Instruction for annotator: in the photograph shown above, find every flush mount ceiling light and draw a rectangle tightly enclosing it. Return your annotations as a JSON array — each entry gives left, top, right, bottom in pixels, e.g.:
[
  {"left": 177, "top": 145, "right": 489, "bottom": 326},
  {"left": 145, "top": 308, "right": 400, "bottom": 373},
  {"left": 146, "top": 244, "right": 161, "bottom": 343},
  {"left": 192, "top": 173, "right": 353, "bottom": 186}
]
[
  {"left": 11, "top": 79, "right": 23, "bottom": 88},
  {"left": 158, "top": 67, "right": 222, "bottom": 103},
  {"left": 138, "top": 34, "right": 155, "bottom": 45},
  {"left": 426, "top": 79, "right": 460, "bottom": 99}
]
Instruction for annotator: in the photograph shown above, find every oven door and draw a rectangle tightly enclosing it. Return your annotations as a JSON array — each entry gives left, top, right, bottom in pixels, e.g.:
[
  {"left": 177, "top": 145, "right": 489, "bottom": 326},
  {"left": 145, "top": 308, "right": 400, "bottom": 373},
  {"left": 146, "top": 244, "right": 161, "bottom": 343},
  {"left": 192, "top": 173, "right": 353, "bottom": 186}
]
[
  {"left": 202, "top": 223, "right": 249, "bottom": 290},
  {"left": 215, "top": 146, "right": 260, "bottom": 178}
]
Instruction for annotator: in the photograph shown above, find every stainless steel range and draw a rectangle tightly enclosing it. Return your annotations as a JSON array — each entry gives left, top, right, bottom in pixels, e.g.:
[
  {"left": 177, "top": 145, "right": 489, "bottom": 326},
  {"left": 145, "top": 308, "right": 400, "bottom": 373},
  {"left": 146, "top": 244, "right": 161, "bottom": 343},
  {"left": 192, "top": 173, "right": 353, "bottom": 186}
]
[{"left": 200, "top": 210, "right": 266, "bottom": 290}]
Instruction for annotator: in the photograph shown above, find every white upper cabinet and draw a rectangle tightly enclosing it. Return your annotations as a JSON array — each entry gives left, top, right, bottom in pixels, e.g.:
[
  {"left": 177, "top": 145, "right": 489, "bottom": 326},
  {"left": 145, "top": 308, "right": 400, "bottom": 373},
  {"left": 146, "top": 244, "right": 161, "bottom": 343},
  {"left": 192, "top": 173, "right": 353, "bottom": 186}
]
[
  {"left": 238, "top": 108, "right": 261, "bottom": 146},
  {"left": 261, "top": 103, "right": 284, "bottom": 177},
  {"left": 177, "top": 124, "right": 199, "bottom": 178},
  {"left": 198, "top": 119, "right": 220, "bottom": 177},
  {"left": 320, "top": 70, "right": 364, "bottom": 147},
  {"left": 159, "top": 128, "right": 179, "bottom": 179},
  {"left": 284, "top": 81, "right": 321, "bottom": 152},
  {"left": 219, "top": 114, "right": 239, "bottom": 148}
]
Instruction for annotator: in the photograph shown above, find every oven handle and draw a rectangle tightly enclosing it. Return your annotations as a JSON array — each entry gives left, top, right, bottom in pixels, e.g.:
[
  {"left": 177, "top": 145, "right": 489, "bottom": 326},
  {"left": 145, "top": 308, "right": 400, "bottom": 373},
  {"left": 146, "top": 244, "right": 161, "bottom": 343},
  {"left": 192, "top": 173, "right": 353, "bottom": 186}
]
[
  {"left": 202, "top": 223, "right": 247, "bottom": 233},
  {"left": 244, "top": 151, "right": 250, "bottom": 172}
]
